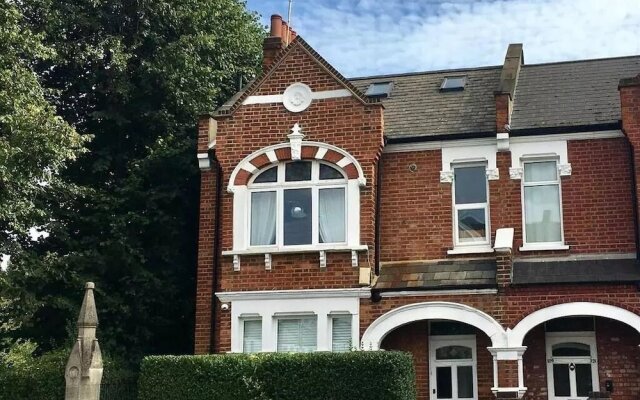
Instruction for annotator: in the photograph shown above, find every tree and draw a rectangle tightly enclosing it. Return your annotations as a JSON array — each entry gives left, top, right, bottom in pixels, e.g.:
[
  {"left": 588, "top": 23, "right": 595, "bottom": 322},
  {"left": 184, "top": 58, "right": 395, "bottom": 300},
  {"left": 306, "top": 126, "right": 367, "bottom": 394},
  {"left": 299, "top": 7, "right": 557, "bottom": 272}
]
[
  {"left": 3, "top": 0, "right": 264, "bottom": 359},
  {"left": 0, "top": 0, "right": 87, "bottom": 345}
]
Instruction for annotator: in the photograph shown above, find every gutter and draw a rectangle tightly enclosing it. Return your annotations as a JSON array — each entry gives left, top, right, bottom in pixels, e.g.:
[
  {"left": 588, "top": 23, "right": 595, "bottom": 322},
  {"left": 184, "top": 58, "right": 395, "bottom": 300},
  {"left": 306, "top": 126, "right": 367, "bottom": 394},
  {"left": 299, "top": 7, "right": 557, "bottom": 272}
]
[{"left": 372, "top": 284, "right": 497, "bottom": 301}]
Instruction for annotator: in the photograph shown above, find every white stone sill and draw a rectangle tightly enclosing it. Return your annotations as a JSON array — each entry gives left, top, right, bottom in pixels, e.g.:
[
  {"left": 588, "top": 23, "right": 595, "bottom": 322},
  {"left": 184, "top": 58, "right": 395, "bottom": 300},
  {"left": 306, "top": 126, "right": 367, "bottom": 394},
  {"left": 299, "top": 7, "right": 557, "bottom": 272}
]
[
  {"left": 519, "top": 244, "right": 570, "bottom": 252},
  {"left": 447, "top": 247, "right": 495, "bottom": 255},
  {"left": 222, "top": 244, "right": 368, "bottom": 256}
]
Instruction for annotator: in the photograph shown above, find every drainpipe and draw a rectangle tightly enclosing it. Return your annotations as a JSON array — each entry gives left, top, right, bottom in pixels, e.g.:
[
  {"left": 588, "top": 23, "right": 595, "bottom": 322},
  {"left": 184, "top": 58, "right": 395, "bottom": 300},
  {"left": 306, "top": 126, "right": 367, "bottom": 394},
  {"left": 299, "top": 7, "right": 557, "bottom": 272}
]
[
  {"left": 374, "top": 152, "right": 383, "bottom": 277},
  {"left": 627, "top": 139, "right": 640, "bottom": 261}
]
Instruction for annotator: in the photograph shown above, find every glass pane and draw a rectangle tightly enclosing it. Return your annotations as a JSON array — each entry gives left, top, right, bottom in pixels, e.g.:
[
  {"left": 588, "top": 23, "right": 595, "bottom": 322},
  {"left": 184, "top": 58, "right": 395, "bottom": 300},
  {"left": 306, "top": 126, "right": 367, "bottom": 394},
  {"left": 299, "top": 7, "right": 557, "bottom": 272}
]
[
  {"left": 331, "top": 315, "right": 352, "bottom": 352},
  {"left": 243, "top": 320, "right": 262, "bottom": 353},
  {"left": 552, "top": 343, "right": 591, "bottom": 357},
  {"left": 284, "top": 189, "right": 312, "bottom": 245},
  {"left": 457, "top": 366, "right": 474, "bottom": 398},
  {"left": 524, "top": 185, "right": 562, "bottom": 243},
  {"left": 319, "top": 188, "right": 345, "bottom": 243},
  {"left": 546, "top": 317, "right": 595, "bottom": 332},
  {"left": 457, "top": 208, "right": 486, "bottom": 242},
  {"left": 524, "top": 161, "right": 557, "bottom": 182},
  {"left": 552, "top": 364, "right": 571, "bottom": 397},
  {"left": 430, "top": 321, "right": 475, "bottom": 336},
  {"left": 454, "top": 166, "right": 486, "bottom": 204},
  {"left": 436, "top": 367, "right": 453, "bottom": 399},
  {"left": 277, "top": 318, "right": 317, "bottom": 353},
  {"left": 319, "top": 164, "right": 344, "bottom": 180},
  {"left": 575, "top": 363, "right": 593, "bottom": 397},
  {"left": 250, "top": 191, "right": 276, "bottom": 246},
  {"left": 436, "top": 346, "right": 473, "bottom": 360},
  {"left": 285, "top": 161, "right": 311, "bottom": 181},
  {"left": 253, "top": 166, "right": 277, "bottom": 183}
]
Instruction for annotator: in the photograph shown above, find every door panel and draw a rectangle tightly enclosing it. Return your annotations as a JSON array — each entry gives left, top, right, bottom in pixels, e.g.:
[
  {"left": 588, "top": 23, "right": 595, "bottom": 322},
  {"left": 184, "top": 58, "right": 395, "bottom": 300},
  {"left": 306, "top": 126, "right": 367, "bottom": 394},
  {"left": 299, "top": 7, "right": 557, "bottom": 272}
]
[
  {"left": 457, "top": 366, "right": 474, "bottom": 399},
  {"left": 436, "top": 366, "right": 453, "bottom": 399},
  {"left": 552, "top": 364, "right": 571, "bottom": 397}
]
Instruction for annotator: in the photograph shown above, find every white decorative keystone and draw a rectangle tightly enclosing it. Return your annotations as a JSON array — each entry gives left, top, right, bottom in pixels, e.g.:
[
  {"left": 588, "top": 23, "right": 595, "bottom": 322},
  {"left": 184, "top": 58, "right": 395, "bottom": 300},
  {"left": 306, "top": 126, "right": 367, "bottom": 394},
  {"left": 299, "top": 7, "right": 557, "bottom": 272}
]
[{"left": 288, "top": 123, "right": 305, "bottom": 160}]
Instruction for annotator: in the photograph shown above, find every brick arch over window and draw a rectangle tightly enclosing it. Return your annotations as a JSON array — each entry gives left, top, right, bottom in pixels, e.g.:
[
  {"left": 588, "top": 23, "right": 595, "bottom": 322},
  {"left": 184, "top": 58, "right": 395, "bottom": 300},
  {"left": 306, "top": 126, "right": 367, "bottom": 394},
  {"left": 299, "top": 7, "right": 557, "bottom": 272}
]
[
  {"left": 508, "top": 302, "right": 640, "bottom": 347},
  {"left": 361, "top": 302, "right": 509, "bottom": 349},
  {"left": 228, "top": 142, "right": 366, "bottom": 192}
]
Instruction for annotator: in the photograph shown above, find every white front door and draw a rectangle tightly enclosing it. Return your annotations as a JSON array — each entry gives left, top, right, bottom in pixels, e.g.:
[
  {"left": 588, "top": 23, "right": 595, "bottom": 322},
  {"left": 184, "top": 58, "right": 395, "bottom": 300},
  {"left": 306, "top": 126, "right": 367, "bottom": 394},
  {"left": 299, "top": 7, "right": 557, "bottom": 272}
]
[
  {"left": 429, "top": 335, "right": 478, "bottom": 400},
  {"left": 546, "top": 333, "right": 599, "bottom": 400}
]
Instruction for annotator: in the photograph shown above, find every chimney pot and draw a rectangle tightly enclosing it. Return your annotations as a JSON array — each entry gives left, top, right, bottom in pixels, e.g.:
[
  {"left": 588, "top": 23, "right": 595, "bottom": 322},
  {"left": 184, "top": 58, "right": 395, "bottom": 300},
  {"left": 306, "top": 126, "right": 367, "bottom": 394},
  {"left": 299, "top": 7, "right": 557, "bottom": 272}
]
[{"left": 270, "top": 15, "right": 283, "bottom": 37}]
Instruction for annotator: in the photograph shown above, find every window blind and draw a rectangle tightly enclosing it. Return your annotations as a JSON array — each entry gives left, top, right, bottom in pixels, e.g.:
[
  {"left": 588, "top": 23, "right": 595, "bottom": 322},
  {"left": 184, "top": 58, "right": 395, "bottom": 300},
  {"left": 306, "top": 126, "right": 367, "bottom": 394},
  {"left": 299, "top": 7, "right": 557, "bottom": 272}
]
[
  {"left": 331, "top": 315, "right": 352, "bottom": 352},
  {"left": 277, "top": 317, "right": 317, "bottom": 352},
  {"left": 243, "top": 320, "right": 262, "bottom": 353}
]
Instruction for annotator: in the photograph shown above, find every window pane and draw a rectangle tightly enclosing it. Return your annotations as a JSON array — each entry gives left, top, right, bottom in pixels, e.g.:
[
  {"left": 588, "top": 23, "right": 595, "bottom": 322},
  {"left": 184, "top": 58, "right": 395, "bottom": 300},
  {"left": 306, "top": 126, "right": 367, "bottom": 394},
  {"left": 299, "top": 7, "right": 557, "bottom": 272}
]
[
  {"left": 524, "top": 161, "right": 557, "bottom": 182},
  {"left": 284, "top": 189, "right": 312, "bottom": 245},
  {"left": 546, "top": 317, "right": 595, "bottom": 332},
  {"left": 331, "top": 315, "right": 352, "bottom": 352},
  {"left": 250, "top": 191, "right": 276, "bottom": 246},
  {"left": 319, "top": 164, "right": 344, "bottom": 180},
  {"left": 430, "top": 321, "right": 475, "bottom": 336},
  {"left": 553, "top": 364, "right": 571, "bottom": 397},
  {"left": 436, "top": 346, "right": 473, "bottom": 360},
  {"left": 552, "top": 343, "right": 591, "bottom": 357},
  {"left": 277, "top": 318, "right": 317, "bottom": 353},
  {"left": 319, "top": 188, "right": 345, "bottom": 243},
  {"left": 457, "top": 208, "right": 486, "bottom": 242},
  {"left": 575, "top": 363, "right": 593, "bottom": 397},
  {"left": 243, "top": 320, "right": 262, "bottom": 353},
  {"left": 436, "top": 367, "right": 453, "bottom": 399},
  {"left": 524, "top": 185, "right": 562, "bottom": 243},
  {"left": 454, "top": 166, "right": 486, "bottom": 204},
  {"left": 457, "top": 366, "right": 474, "bottom": 399},
  {"left": 285, "top": 161, "right": 311, "bottom": 181},
  {"left": 253, "top": 166, "right": 277, "bottom": 183}
]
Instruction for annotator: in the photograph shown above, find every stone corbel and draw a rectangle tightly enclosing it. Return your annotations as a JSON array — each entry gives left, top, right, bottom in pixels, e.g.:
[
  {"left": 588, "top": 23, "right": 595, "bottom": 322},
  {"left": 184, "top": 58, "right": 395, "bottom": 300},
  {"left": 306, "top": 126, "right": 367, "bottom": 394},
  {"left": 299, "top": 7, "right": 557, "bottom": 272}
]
[
  {"left": 288, "top": 123, "right": 305, "bottom": 160},
  {"left": 509, "top": 167, "right": 523, "bottom": 180},
  {"left": 264, "top": 254, "right": 272, "bottom": 271},
  {"left": 558, "top": 163, "right": 572, "bottom": 176},
  {"left": 497, "top": 132, "right": 510, "bottom": 152},
  {"left": 440, "top": 170, "right": 454, "bottom": 183},
  {"left": 486, "top": 168, "right": 500, "bottom": 180},
  {"left": 351, "top": 250, "right": 359, "bottom": 267},
  {"left": 319, "top": 251, "right": 327, "bottom": 269},
  {"left": 233, "top": 255, "right": 241, "bottom": 271}
]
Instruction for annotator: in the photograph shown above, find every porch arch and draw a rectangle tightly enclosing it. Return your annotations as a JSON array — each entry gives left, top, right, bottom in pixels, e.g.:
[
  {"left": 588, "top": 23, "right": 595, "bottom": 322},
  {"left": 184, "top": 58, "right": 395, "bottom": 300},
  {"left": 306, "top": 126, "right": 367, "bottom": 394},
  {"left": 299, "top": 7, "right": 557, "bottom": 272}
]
[
  {"left": 508, "top": 302, "right": 640, "bottom": 347},
  {"left": 361, "top": 301, "right": 508, "bottom": 349}
]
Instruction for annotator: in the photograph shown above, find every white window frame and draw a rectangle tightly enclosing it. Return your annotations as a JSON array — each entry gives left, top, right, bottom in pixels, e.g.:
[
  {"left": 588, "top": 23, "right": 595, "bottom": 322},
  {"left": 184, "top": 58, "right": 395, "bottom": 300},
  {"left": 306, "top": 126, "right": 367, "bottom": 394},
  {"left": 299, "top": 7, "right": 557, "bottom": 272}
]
[
  {"left": 429, "top": 335, "right": 478, "bottom": 400},
  {"left": 545, "top": 332, "right": 599, "bottom": 400},
  {"left": 274, "top": 313, "right": 318, "bottom": 353},
  {"left": 520, "top": 157, "right": 568, "bottom": 251},
  {"left": 247, "top": 160, "right": 348, "bottom": 250},
  {"left": 240, "top": 317, "right": 262, "bottom": 354},
  {"left": 451, "top": 163, "right": 491, "bottom": 251},
  {"left": 329, "top": 313, "right": 353, "bottom": 352}
]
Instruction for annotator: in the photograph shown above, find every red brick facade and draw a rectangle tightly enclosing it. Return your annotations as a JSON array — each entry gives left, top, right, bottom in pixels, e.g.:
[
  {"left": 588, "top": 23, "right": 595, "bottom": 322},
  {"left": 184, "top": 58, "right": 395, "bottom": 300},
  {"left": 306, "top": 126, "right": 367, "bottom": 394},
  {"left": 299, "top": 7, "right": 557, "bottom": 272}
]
[{"left": 194, "top": 20, "right": 640, "bottom": 400}]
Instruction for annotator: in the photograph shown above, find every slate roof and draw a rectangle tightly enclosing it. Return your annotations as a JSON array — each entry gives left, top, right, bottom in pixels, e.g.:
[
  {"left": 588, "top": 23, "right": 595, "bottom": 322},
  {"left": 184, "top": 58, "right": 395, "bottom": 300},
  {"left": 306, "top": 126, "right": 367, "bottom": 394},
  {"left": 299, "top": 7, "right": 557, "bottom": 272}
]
[
  {"left": 350, "top": 55, "right": 640, "bottom": 139},
  {"left": 512, "top": 257, "right": 640, "bottom": 285},
  {"left": 374, "top": 259, "right": 496, "bottom": 290}
]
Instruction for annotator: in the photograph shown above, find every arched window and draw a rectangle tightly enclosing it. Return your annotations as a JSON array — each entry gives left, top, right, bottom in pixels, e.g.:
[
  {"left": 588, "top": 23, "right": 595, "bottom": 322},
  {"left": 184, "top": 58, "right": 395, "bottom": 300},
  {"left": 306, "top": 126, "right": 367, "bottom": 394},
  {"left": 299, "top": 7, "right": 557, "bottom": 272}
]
[{"left": 248, "top": 160, "right": 347, "bottom": 247}]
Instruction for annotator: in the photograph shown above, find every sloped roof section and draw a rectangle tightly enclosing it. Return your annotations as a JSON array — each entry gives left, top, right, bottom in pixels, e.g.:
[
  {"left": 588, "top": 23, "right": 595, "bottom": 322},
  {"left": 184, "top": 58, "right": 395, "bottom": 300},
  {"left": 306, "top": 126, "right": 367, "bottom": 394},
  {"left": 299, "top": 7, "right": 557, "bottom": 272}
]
[
  {"left": 351, "top": 67, "right": 501, "bottom": 139},
  {"left": 375, "top": 259, "right": 496, "bottom": 290},
  {"left": 511, "top": 56, "right": 640, "bottom": 131}
]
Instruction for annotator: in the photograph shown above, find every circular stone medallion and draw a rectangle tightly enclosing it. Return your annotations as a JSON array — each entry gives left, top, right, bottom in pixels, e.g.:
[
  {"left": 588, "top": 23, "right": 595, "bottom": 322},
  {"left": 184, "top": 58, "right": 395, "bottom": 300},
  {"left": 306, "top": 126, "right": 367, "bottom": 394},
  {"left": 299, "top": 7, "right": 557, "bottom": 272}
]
[{"left": 283, "top": 83, "right": 313, "bottom": 113}]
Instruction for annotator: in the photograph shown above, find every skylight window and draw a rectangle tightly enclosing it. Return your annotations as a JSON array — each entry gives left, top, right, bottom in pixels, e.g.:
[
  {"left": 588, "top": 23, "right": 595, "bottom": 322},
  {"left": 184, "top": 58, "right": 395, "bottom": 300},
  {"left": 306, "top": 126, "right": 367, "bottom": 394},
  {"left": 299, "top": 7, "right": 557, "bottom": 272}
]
[
  {"left": 441, "top": 76, "right": 466, "bottom": 91},
  {"left": 365, "top": 81, "right": 393, "bottom": 97}
]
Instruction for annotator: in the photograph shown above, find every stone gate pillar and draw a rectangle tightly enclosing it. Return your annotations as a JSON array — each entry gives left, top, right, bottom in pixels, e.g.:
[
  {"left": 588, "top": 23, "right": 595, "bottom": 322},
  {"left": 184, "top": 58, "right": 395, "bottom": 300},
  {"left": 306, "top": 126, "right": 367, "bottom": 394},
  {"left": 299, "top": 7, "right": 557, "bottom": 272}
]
[{"left": 65, "top": 282, "right": 103, "bottom": 400}]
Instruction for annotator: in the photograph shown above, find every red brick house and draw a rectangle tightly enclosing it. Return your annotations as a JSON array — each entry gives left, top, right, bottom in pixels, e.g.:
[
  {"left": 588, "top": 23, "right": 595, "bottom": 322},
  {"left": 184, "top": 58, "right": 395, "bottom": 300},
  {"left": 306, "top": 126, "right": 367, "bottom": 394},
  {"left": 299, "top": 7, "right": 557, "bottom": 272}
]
[{"left": 194, "top": 15, "right": 640, "bottom": 400}]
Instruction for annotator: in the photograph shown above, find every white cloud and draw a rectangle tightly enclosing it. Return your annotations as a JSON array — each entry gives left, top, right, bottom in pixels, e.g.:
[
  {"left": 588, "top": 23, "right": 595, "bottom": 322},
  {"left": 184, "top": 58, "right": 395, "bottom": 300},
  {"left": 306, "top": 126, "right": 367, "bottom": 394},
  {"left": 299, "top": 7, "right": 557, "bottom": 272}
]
[{"left": 250, "top": 0, "right": 640, "bottom": 77}]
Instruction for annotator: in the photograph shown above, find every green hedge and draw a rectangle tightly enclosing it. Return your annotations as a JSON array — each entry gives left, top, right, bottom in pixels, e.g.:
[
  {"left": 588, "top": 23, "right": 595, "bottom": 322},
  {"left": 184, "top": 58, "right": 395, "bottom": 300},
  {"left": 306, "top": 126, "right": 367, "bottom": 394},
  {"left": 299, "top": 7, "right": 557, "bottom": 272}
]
[{"left": 138, "top": 351, "right": 416, "bottom": 400}]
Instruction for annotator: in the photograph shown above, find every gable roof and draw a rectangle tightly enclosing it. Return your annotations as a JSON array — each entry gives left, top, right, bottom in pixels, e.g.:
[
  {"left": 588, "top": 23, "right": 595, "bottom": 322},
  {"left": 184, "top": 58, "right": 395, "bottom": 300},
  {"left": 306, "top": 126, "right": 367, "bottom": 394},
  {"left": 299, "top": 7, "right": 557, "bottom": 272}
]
[{"left": 214, "top": 37, "right": 379, "bottom": 117}]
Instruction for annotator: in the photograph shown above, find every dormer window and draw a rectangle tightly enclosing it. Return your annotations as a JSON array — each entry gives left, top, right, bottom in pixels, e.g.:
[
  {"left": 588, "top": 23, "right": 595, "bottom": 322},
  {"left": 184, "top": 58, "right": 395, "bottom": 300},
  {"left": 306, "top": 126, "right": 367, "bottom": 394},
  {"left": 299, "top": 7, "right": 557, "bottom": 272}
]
[
  {"left": 365, "top": 81, "right": 393, "bottom": 98},
  {"left": 441, "top": 76, "right": 466, "bottom": 91},
  {"left": 249, "top": 161, "right": 347, "bottom": 248}
]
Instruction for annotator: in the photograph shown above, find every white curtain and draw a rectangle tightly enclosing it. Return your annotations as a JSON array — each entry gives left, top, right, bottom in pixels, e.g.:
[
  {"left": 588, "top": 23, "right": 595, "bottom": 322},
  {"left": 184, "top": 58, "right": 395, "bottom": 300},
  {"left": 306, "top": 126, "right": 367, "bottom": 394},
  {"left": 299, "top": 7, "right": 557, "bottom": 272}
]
[
  {"left": 251, "top": 191, "right": 277, "bottom": 245},
  {"left": 524, "top": 185, "right": 561, "bottom": 243},
  {"left": 331, "top": 315, "right": 352, "bottom": 352},
  {"left": 243, "top": 320, "right": 262, "bottom": 353},
  {"left": 277, "top": 318, "right": 317, "bottom": 353},
  {"left": 319, "top": 188, "right": 345, "bottom": 243}
]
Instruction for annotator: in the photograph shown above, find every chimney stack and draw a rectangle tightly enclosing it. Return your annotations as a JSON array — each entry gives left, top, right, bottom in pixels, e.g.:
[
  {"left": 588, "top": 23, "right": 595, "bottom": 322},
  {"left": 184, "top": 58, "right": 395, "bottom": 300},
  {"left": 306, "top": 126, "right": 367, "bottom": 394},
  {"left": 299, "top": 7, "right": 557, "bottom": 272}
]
[
  {"left": 495, "top": 43, "right": 524, "bottom": 134},
  {"left": 263, "top": 14, "right": 297, "bottom": 70}
]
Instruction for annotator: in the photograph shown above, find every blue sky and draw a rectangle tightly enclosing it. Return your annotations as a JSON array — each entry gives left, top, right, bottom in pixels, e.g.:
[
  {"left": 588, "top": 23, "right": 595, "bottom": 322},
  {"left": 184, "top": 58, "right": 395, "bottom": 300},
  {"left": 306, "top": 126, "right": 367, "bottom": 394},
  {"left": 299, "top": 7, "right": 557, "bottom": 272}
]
[{"left": 245, "top": 0, "right": 640, "bottom": 77}]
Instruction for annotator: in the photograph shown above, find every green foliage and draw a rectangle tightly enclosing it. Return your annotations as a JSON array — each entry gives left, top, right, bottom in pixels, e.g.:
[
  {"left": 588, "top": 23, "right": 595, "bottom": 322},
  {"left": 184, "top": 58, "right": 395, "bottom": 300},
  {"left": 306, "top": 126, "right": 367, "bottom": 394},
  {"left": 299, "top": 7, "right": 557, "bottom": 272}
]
[
  {"left": 138, "top": 352, "right": 417, "bottom": 400},
  {"left": 2, "top": 0, "right": 265, "bottom": 359}
]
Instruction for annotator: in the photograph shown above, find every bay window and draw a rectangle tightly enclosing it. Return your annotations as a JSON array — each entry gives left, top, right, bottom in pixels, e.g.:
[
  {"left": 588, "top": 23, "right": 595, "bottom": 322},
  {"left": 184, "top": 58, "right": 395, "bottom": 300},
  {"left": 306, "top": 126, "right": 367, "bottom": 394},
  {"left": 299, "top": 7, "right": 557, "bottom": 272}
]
[
  {"left": 249, "top": 161, "right": 347, "bottom": 248},
  {"left": 522, "top": 160, "right": 564, "bottom": 247},
  {"left": 453, "top": 164, "right": 490, "bottom": 248}
]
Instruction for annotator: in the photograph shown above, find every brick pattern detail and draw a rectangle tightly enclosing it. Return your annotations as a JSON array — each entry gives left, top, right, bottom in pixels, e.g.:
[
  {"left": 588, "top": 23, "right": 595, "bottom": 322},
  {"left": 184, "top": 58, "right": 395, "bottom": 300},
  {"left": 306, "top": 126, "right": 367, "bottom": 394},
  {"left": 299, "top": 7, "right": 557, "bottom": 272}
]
[{"left": 495, "top": 93, "right": 511, "bottom": 132}]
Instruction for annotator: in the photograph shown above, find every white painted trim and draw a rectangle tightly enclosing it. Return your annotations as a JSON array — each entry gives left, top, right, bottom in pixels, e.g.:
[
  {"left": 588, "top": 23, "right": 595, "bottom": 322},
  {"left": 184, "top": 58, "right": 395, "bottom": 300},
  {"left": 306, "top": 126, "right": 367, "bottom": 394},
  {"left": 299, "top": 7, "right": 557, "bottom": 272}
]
[
  {"left": 315, "top": 147, "right": 327, "bottom": 159},
  {"left": 336, "top": 157, "right": 351, "bottom": 168},
  {"left": 222, "top": 244, "right": 368, "bottom": 256},
  {"left": 429, "top": 335, "right": 478, "bottom": 400},
  {"left": 241, "top": 163, "right": 257, "bottom": 174},
  {"left": 508, "top": 302, "right": 640, "bottom": 347},
  {"left": 545, "top": 332, "right": 599, "bottom": 400},
  {"left": 447, "top": 247, "right": 494, "bottom": 255},
  {"left": 379, "top": 289, "right": 498, "bottom": 298},
  {"left": 361, "top": 301, "right": 508, "bottom": 349},
  {"left": 216, "top": 287, "right": 371, "bottom": 302},
  {"left": 384, "top": 130, "right": 623, "bottom": 153},
  {"left": 494, "top": 228, "right": 514, "bottom": 252},
  {"left": 266, "top": 150, "right": 278, "bottom": 163},
  {"left": 441, "top": 145, "right": 497, "bottom": 182},
  {"left": 510, "top": 141, "right": 569, "bottom": 178},
  {"left": 242, "top": 89, "right": 351, "bottom": 106},
  {"left": 519, "top": 244, "right": 570, "bottom": 252}
]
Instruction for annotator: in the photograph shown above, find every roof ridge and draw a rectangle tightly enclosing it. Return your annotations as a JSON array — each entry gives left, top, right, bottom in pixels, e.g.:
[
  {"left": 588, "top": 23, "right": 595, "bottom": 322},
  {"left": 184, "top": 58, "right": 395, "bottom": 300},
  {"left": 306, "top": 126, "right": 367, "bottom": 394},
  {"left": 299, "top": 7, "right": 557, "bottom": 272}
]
[
  {"left": 349, "top": 64, "right": 502, "bottom": 81},
  {"left": 523, "top": 54, "right": 640, "bottom": 68}
]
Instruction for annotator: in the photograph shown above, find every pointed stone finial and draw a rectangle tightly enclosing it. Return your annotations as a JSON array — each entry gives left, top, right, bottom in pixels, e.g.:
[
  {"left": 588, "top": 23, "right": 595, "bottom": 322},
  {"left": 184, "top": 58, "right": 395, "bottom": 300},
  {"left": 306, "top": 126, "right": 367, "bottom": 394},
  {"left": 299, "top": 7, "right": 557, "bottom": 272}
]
[
  {"left": 288, "top": 123, "right": 305, "bottom": 160},
  {"left": 77, "top": 282, "right": 98, "bottom": 328}
]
